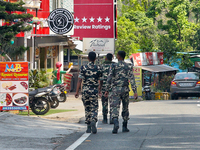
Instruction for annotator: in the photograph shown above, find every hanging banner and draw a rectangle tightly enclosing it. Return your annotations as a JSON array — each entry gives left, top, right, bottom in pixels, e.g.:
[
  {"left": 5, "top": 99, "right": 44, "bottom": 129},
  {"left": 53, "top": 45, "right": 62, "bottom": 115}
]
[
  {"left": 129, "top": 67, "right": 142, "bottom": 98},
  {"left": 83, "top": 38, "right": 114, "bottom": 54},
  {"left": 0, "top": 62, "right": 29, "bottom": 111}
]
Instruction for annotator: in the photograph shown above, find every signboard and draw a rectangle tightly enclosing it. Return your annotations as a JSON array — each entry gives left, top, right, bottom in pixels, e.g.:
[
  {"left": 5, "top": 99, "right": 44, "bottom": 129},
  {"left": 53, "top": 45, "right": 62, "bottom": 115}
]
[
  {"left": 47, "top": 8, "right": 74, "bottom": 35},
  {"left": 72, "top": 0, "right": 114, "bottom": 40},
  {"left": 145, "top": 52, "right": 153, "bottom": 65},
  {"left": 83, "top": 38, "right": 114, "bottom": 54},
  {"left": 131, "top": 52, "right": 164, "bottom": 66},
  {"left": 0, "top": 62, "right": 29, "bottom": 111},
  {"left": 129, "top": 67, "right": 142, "bottom": 98}
]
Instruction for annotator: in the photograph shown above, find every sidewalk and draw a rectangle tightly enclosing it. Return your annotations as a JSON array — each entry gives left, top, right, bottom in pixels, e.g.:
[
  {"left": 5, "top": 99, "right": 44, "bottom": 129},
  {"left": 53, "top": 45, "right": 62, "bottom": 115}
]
[{"left": 41, "top": 92, "right": 103, "bottom": 123}]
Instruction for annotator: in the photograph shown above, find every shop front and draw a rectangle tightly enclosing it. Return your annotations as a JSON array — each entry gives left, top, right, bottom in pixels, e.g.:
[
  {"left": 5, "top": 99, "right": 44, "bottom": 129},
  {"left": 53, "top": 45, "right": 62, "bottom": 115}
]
[{"left": 15, "top": 36, "right": 75, "bottom": 72}]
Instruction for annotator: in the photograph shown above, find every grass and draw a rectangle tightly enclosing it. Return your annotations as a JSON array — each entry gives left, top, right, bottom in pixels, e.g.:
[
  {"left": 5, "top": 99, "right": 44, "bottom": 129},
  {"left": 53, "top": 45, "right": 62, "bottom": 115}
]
[{"left": 18, "top": 109, "right": 77, "bottom": 116}]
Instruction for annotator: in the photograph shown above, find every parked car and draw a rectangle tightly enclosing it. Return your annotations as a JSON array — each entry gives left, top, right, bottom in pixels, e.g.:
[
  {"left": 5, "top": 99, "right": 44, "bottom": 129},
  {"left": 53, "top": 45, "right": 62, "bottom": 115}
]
[{"left": 170, "top": 72, "right": 200, "bottom": 99}]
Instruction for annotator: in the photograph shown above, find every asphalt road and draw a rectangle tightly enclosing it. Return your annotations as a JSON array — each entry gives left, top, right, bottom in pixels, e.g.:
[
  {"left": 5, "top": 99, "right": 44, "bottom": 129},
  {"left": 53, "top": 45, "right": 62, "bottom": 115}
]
[
  {"left": 0, "top": 112, "right": 84, "bottom": 150},
  {"left": 57, "top": 99, "right": 200, "bottom": 150}
]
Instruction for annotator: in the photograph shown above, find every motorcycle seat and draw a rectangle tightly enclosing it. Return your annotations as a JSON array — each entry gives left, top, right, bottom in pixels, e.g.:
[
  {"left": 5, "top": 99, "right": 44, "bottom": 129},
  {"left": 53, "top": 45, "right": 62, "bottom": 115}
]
[
  {"left": 29, "top": 87, "right": 49, "bottom": 96},
  {"left": 37, "top": 87, "right": 49, "bottom": 93},
  {"left": 29, "top": 90, "right": 38, "bottom": 96}
]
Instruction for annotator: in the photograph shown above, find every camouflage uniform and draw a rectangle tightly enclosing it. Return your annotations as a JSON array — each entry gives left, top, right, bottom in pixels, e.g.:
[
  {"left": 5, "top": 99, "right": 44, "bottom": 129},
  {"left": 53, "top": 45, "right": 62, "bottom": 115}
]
[
  {"left": 79, "top": 62, "right": 102, "bottom": 124},
  {"left": 107, "top": 61, "right": 137, "bottom": 121},
  {"left": 100, "top": 60, "right": 115, "bottom": 116}
]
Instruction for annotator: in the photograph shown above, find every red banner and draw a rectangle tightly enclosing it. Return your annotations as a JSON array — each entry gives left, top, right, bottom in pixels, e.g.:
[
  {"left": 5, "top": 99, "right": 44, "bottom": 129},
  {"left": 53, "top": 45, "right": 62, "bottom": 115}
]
[
  {"left": 72, "top": 0, "right": 114, "bottom": 40},
  {"left": 131, "top": 52, "right": 163, "bottom": 66},
  {"left": 145, "top": 52, "right": 153, "bottom": 65}
]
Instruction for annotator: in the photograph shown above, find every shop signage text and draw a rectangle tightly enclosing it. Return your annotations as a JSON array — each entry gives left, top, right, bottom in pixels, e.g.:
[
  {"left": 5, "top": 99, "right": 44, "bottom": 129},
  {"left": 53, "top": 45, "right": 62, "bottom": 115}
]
[
  {"left": 48, "top": 8, "right": 74, "bottom": 35},
  {"left": 0, "top": 62, "right": 29, "bottom": 111},
  {"left": 83, "top": 38, "right": 114, "bottom": 54}
]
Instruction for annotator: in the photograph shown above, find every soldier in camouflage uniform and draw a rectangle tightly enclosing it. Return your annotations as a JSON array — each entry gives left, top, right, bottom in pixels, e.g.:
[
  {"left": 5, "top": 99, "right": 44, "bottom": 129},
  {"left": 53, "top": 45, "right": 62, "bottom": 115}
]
[
  {"left": 105, "top": 51, "right": 138, "bottom": 134},
  {"left": 99, "top": 53, "right": 115, "bottom": 124},
  {"left": 75, "top": 52, "right": 102, "bottom": 134}
]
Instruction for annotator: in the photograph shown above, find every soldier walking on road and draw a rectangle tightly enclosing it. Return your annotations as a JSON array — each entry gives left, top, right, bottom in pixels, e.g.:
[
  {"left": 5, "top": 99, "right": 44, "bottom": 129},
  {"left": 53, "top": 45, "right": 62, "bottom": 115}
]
[
  {"left": 99, "top": 53, "right": 115, "bottom": 124},
  {"left": 105, "top": 51, "right": 138, "bottom": 134},
  {"left": 75, "top": 52, "right": 102, "bottom": 134}
]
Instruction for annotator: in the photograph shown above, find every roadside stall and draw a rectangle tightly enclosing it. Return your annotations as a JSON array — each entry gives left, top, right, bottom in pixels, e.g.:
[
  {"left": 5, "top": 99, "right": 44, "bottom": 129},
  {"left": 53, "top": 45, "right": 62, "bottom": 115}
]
[{"left": 130, "top": 52, "right": 178, "bottom": 100}]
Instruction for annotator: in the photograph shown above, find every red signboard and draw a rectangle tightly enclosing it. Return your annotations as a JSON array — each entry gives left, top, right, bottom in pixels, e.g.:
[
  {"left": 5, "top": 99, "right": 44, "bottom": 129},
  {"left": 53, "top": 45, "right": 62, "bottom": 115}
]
[
  {"left": 132, "top": 53, "right": 142, "bottom": 66},
  {"left": 131, "top": 52, "right": 163, "bottom": 66},
  {"left": 145, "top": 52, "right": 153, "bottom": 65},
  {"left": 0, "top": 62, "right": 29, "bottom": 111},
  {"left": 157, "top": 52, "right": 164, "bottom": 64},
  {"left": 72, "top": 0, "right": 114, "bottom": 40}
]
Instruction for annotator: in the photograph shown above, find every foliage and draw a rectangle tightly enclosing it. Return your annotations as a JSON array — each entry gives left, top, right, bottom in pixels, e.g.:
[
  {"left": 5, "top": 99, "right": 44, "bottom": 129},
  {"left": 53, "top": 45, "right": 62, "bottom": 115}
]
[
  {"left": 115, "top": 16, "right": 139, "bottom": 57},
  {"left": 117, "top": 0, "right": 200, "bottom": 70},
  {"left": 64, "top": 48, "right": 82, "bottom": 56},
  {"left": 116, "top": 0, "right": 159, "bottom": 56},
  {"left": 179, "top": 54, "right": 194, "bottom": 70},
  {"left": 154, "top": 74, "right": 174, "bottom": 92},
  {"left": 0, "top": 1, "right": 33, "bottom": 57},
  {"left": 29, "top": 69, "right": 52, "bottom": 89},
  {"left": 158, "top": 34, "right": 179, "bottom": 64}
]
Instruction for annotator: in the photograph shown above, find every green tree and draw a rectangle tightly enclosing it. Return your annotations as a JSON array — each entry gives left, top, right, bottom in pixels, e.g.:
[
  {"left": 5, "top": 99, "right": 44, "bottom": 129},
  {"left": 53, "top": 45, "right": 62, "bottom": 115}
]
[
  {"left": 115, "top": 16, "right": 139, "bottom": 57},
  {"left": 191, "top": 0, "right": 200, "bottom": 23},
  {"left": 146, "top": 0, "right": 165, "bottom": 24},
  {"left": 0, "top": 1, "right": 33, "bottom": 58},
  {"left": 179, "top": 54, "right": 193, "bottom": 70},
  {"left": 158, "top": 35, "right": 179, "bottom": 64},
  {"left": 157, "top": 0, "right": 191, "bottom": 42}
]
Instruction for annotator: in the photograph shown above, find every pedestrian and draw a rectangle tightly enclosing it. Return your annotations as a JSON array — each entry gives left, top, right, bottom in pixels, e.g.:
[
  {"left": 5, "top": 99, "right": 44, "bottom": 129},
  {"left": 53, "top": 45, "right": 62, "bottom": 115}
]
[
  {"left": 75, "top": 52, "right": 102, "bottom": 134},
  {"left": 99, "top": 53, "right": 115, "bottom": 124},
  {"left": 105, "top": 51, "right": 138, "bottom": 134}
]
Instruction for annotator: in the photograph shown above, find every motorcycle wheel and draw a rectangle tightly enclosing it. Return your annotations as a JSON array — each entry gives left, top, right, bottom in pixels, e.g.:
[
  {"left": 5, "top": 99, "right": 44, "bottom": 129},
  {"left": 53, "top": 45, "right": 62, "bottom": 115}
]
[
  {"left": 58, "top": 92, "right": 67, "bottom": 102},
  {"left": 31, "top": 97, "right": 50, "bottom": 115},
  {"left": 51, "top": 97, "right": 59, "bottom": 108}
]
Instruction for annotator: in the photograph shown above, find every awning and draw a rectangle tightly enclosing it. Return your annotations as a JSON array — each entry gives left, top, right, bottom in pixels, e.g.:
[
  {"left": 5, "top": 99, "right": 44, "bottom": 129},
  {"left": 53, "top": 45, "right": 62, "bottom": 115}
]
[
  {"left": 139, "top": 64, "right": 178, "bottom": 73},
  {"left": 38, "top": 42, "right": 68, "bottom": 47}
]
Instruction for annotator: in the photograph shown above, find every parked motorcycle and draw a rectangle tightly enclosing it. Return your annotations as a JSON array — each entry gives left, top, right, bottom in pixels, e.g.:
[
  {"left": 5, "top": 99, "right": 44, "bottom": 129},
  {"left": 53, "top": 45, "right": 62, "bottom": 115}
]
[
  {"left": 142, "top": 83, "right": 152, "bottom": 100},
  {"left": 48, "top": 85, "right": 60, "bottom": 108},
  {"left": 29, "top": 85, "right": 60, "bottom": 115},
  {"left": 56, "top": 83, "right": 68, "bottom": 102},
  {"left": 29, "top": 88, "right": 51, "bottom": 115}
]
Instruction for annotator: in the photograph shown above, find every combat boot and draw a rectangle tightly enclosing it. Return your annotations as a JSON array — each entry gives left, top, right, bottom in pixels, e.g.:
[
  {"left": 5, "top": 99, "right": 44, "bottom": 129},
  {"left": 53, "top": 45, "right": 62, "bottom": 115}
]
[
  {"left": 86, "top": 124, "right": 91, "bottom": 133},
  {"left": 112, "top": 118, "right": 119, "bottom": 134},
  {"left": 122, "top": 121, "right": 130, "bottom": 132},
  {"left": 110, "top": 114, "right": 113, "bottom": 124},
  {"left": 102, "top": 115, "right": 108, "bottom": 124},
  {"left": 91, "top": 121, "right": 97, "bottom": 134}
]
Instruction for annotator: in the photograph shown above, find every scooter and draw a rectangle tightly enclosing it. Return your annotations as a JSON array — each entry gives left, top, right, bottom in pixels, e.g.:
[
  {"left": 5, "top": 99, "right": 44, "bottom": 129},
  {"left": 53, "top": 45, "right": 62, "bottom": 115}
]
[{"left": 142, "top": 83, "right": 152, "bottom": 100}]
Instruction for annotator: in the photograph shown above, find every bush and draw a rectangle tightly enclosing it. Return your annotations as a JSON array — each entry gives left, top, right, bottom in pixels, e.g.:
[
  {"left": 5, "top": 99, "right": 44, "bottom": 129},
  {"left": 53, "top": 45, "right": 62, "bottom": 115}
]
[
  {"left": 29, "top": 69, "right": 52, "bottom": 89},
  {"left": 154, "top": 74, "right": 174, "bottom": 92}
]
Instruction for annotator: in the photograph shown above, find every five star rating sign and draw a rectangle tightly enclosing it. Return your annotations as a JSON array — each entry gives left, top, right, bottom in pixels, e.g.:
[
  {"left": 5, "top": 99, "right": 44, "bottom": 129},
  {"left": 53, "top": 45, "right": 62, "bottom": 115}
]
[{"left": 74, "top": 16, "right": 110, "bottom": 23}]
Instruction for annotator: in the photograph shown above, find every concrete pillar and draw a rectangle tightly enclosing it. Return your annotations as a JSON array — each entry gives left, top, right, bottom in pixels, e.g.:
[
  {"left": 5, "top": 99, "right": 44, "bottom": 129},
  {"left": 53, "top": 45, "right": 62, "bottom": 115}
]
[
  {"left": 59, "top": 45, "right": 64, "bottom": 71},
  {"left": 30, "top": 47, "right": 33, "bottom": 69}
]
